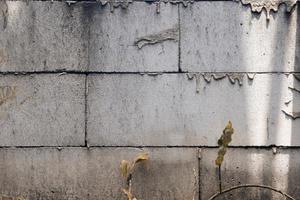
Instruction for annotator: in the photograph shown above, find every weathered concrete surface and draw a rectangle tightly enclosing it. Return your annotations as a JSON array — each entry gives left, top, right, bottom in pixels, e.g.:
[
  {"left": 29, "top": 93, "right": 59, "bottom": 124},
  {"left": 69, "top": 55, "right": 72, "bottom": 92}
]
[
  {"left": 181, "top": 1, "right": 299, "bottom": 72},
  {"left": 0, "top": 147, "right": 197, "bottom": 200},
  {"left": 200, "top": 148, "right": 300, "bottom": 200},
  {"left": 87, "top": 73, "right": 300, "bottom": 146},
  {"left": 88, "top": 2, "right": 179, "bottom": 72},
  {"left": 0, "top": 1, "right": 178, "bottom": 72},
  {"left": 0, "top": 1, "right": 89, "bottom": 72},
  {"left": 0, "top": 74, "right": 85, "bottom": 146}
]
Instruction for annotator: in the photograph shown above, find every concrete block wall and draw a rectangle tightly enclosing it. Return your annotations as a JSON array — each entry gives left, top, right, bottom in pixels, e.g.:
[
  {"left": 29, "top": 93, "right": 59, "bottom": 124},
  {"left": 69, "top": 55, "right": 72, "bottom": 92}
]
[{"left": 0, "top": 0, "right": 299, "bottom": 199}]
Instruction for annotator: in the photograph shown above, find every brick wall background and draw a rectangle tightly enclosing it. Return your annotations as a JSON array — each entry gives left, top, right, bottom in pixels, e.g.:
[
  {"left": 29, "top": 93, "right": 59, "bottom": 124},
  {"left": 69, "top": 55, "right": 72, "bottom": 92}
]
[{"left": 0, "top": 1, "right": 299, "bottom": 199}]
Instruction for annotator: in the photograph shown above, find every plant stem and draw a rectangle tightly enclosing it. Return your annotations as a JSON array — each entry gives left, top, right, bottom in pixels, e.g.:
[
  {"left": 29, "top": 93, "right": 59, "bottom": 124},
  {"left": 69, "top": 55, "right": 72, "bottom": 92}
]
[{"left": 218, "top": 165, "right": 222, "bottom": 193}]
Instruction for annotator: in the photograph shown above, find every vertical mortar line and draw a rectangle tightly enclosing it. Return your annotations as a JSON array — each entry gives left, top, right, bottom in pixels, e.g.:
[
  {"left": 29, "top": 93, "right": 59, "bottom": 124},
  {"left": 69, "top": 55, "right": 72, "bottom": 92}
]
[
  {"left": 84, "top": 3, "right": 91, "bottom": 148},
  {"left": 178, "top": 4, "right": 182, "bottom": 72},
  {"left": 84, "top": 73, "right": 88, "bottom": 147},
  {"left": 198, "top": 148, "right": 202, "bottom": 200}
]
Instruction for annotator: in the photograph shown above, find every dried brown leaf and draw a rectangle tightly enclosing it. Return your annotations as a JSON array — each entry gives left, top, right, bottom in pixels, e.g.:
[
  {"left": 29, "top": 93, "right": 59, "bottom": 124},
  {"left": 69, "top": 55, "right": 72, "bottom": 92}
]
[
  {"left": 120, "top": 152, "right": 149, "bottom": 178},
  {"left": 215, "top": 121, "right": 234, "bottom": 166},
  {"left": 133, "top": 152, "right": 149, "bottom": 165},
  {"left": 120, "top": 160, "right": 131, "bottom": 177}
]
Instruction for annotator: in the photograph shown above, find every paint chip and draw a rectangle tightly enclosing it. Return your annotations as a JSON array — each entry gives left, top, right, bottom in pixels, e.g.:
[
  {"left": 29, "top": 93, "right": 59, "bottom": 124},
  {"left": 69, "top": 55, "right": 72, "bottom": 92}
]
[{"left": 241, "top": 0, "right": 297, "bottom": 20}]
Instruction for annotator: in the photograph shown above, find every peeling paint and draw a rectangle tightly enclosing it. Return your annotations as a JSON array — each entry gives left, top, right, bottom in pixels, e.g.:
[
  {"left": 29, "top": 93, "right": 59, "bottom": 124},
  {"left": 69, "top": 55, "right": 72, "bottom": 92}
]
[
  {"left": 0, "top": 0, "right": 8, "bottom": 30},
  {"left": 155, "top": 0, "right": 194, "bottom": 13},
  {"left": 134, "top": 25, "right": 179, "bottom": 49},
  {"left": 247, "top": 73, "right": 256, "bottom": 80},
  {"left": 186, "top": 73, "right": 201, "bottom": 93},
  {"left": 65, "top": 1, "right": 77, "bottom": 6},
  {"left": 96, "top": 0, "right": 133, "bottom": 12},
  {"left": 57, "top": 147, "right": 63, "bottom": 151},
  {"left": 284, "top": 99, "right": 292, "bottom": 105},
  {"left": 293, "top": 74, "right": 300, "bottom": 81},
  {"left": 282, "top": 110, "right": 300, "bottom": 120},
  {"left": 187, "top": 72, "right": 254, "bottom": 93},
  {"left": 0, "top": 86, "right": 16, "bottom": 106},
  {"left": 186, "top": 73, "right": 195, "bottom": 80},
  {"left": 161, "top": 0, "right": 194, "bottom": 6},
  {"left": 272, "top": 147, "right": 277, "bottom": 154},
  {"left": 288, "top": 86, "right": 300, "bottom": 93},
  {"left": 227, "top": 73, "right": 244, "bottom": 86},
  {"left": 241, "top": 0, "right": 297, "bottom": 20},
  {"left": 201, "top": 73, "right": 226, "bottom": 83},
  {"left": 147, "top": 72, "right": 163, "bottom": 76}
]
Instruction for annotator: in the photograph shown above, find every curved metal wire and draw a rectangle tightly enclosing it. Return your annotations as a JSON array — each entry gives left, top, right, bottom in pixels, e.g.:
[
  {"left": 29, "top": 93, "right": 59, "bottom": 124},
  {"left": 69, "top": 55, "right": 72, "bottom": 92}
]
[{"left": 207, "top": 184, "right": 297, "bottom": 200}]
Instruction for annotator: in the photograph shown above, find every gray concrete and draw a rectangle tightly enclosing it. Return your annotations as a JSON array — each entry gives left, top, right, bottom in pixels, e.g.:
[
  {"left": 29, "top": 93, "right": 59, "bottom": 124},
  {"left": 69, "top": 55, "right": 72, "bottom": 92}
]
[
  {"left": 87, "top": 73, "right": 300, "bottom": 146},
  {"left": 200, "top": 148, "right": 300, "bottom": 200},
  {"left": 0, "top": 1, "right": 89, "bottom": 72},
  {"left": 0, "top": 1, "right": 299, "bottom": 199},
  {"left": 0, "top": 147, "right": 197, "bottom": 200},
  {"left": 0, "top": 74, "right": 85, "bottom": 146},
  {"left": 180, "top": 2, "right": 299, "bottom": 72},
  {"left": 88, "top": 2, "right": 179, "bottom": 72},
  {"left": 0, "top": 1, "right": 179, "bottom": 72}
]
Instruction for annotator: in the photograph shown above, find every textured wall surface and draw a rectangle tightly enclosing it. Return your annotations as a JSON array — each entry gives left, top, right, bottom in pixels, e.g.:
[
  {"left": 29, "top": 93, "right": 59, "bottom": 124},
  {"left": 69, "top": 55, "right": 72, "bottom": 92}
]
[{"left": 0, "top": 0, "right": 299, "bottom": 200}]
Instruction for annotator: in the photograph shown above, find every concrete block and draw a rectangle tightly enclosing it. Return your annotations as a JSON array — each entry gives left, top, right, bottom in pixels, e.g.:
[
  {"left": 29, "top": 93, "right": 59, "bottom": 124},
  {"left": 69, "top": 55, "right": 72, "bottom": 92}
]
[
  {"left": 87, "top": 73, "right": 300, "bottom": 146},
  {"left": 88, "top": 2, "right": 179, "bottom": 72},
  {"left": 0, "top": 74, "right": 85, "bottom": 146},
  {"left": 200, "top": 148, "right": 300, "bottom": 200},
  {"left": 0, "top": 147, "right": 198, "bottom": 200},
  {"left": 180, "top": 2, "right": 299, "bottom": 72},
  {"left": 0, "top": 1, "right": 89, "bottom": 72}
]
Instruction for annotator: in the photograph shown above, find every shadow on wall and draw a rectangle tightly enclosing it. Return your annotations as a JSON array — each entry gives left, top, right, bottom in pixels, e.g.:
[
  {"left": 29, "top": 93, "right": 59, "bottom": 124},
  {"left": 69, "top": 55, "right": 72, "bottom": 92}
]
[
  {"left": 216, "top": 2, "right": 300, "bottom": 200},
  {"left": 288, "top": 3, "right": 300, "bottom": 198}
]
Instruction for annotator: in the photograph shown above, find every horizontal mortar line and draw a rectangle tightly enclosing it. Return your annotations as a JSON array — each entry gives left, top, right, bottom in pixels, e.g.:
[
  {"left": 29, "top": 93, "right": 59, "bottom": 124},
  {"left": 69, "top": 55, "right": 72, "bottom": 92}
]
[
  {"left": 0, "top": 71, "right": 298, "bottom": 75},
  {"left": 0, "top": 145, "right": 300, "bottom": 149},
  {"left": 88, "top": 145, "right": 300, "bottom": 149},
  {"left": 9, "top": 0, "right": 244, "bottom": 3}
]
